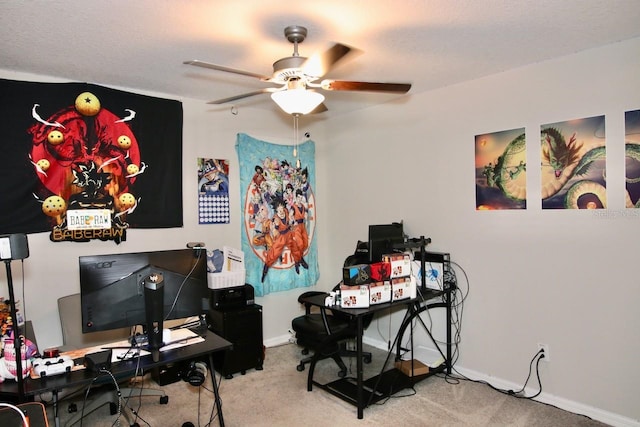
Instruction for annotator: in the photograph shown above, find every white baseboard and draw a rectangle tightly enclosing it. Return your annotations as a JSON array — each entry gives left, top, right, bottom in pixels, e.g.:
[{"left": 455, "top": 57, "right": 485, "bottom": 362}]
[
  {"left": 362, "top": 337, "right": 639, "bottom": 427},
  {"left": 265, "top": 334, "right": 291, "bottom": 348},
  {"left": 452, "top": 365, "right": 639, "bottom": 427},
  {"left": 269, "top": 333, "right": 637, "bottom": 427}
]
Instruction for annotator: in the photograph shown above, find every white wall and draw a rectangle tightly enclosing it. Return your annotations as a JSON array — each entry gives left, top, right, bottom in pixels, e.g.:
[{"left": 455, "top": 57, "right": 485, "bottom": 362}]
[
  {"left": 2, "top": 36, "right": 639, "bottom": 425},
  {"left": 323, "top": 38, "right": 640, "bottom": 425}
]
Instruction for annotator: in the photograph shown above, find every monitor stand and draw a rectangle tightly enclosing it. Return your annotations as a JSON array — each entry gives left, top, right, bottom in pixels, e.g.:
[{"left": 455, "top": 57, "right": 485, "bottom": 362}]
[{"left": 143, "top": 273, "right": 165, "bottom": 361}]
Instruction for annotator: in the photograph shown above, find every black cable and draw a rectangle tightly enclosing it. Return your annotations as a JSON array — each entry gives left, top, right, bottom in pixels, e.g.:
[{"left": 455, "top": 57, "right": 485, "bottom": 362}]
[
  {"left": 442, "top": 349, "right": 545, "bottom": 400},
  {"left": 79, "top": 369, "right": 121, "bottom": 427},
  {"left": 164, "top": 249, "right": 203, "bottom": 321},
  {"left": 126, "top": 348, "right": 146, "bottom": 425}
]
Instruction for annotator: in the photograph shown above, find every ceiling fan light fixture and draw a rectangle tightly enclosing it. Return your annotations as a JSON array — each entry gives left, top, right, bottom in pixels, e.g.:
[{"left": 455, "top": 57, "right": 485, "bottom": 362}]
[{"left": 271, "top": 88, "right": 325, "bottom": 115}]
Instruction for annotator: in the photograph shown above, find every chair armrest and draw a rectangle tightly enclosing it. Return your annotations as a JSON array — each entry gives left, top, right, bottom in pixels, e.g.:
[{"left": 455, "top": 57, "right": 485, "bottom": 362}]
[{"left": 298, "top": 291, "right": 328, "bottom": 314}]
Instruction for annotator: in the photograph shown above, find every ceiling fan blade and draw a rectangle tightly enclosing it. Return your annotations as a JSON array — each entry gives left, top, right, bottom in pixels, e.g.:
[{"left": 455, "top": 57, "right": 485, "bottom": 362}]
[
  {"left": 302, "top": 43, "right": 354, "bottom": 77},
  {"left": 322, "top": 80, "right": 412, "bottom": 93},
  {"left": 206, "top": 87, "right": 281, "bottom": 105},
  {"left": 184, "top": 60, "right": 270, "bottom": 80}
]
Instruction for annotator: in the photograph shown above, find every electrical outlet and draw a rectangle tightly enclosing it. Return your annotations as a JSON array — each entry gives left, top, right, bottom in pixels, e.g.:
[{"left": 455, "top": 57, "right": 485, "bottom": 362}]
[{"left": 537, "top": 343, "right": 550, "bottom": 362}]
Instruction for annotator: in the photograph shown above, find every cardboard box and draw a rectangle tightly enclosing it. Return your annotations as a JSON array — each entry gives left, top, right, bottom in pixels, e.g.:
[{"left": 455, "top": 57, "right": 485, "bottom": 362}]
[
  {"left": 369, "top": 261, "right": 391, "bottom": 282},
  {"left": 391, "top": 276, "right": 413, "bottom": 301},
  {"left": 342, "top": 264, "right": 371, "bottom": 286},
  {"left": 382, "top": 253, "right": 411, "bottom": 278},
  {"left": 369, "top": 281, "right": 391, "bottom": 305},
  {"left": 411, "top": 260, "right": 444, "bottom": 290},
  {"left": 340, "top": 284, "right": 370, "bottom": 308},
  {"left": 395, "top": 359, "right": 429, "bottom": 377}
]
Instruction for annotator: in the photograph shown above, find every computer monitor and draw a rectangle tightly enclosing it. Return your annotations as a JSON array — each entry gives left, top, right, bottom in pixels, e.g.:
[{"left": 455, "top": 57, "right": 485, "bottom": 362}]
[
  {"left": 368, "top": 222, "right": 405, "bottom": 263},
  {"left": 79, "top": 248, "right": 209, "bottom": 334}
]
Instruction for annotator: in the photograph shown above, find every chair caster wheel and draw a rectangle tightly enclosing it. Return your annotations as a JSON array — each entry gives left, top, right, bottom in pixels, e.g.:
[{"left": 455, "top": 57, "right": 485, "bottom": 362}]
[
  {"left": 160, "top": 395, "right": 169, "bottom": 404},
  {"left": 364, "top": 355, "right": 372, "bottom": 364},
  {"left": 241, "top": 370, "right": 246, "bottom": 375},
  {"left": 301, "top": 349, "right": 309, "bottom": 355},
  {"left": 67, "top": 403, "right": 77, "bottom": 413},
  {"left": 338, "top": 370, "right": 346, "bottom": 378},
  {"left": 296, "top": 364, "right": 305, "bottom": 372}
]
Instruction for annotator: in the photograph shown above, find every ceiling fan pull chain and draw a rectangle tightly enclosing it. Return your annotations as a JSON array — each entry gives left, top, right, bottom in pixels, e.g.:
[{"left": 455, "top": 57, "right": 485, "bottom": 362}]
[{"left": 293, "top": 114, "right": 301, "bottom": 168}]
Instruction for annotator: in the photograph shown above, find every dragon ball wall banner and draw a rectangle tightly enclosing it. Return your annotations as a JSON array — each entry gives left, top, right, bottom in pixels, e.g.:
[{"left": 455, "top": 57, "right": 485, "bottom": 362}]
[
  {"left": 0, "top": 78, "right": 183, "bottom": 243},
  {"left": 236, "top": 133, "right": 319, "bottom": 297}
]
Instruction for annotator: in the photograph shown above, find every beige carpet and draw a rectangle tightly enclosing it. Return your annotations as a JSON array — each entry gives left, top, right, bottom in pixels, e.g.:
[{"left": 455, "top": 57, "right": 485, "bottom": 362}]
[{"left": 44, "top": 343, "right": 608, "bottom": 426}]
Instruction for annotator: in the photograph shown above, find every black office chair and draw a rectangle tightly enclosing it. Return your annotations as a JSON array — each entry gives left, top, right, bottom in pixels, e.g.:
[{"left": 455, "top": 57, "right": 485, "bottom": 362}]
[{"left": 291, "top": 253, "right": 374, "bottom": 378}]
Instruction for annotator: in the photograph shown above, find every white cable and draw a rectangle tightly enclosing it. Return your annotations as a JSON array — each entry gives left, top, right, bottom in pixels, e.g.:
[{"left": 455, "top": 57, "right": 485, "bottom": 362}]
[{"left": 0, "top": 402, "right": 28, "bottom": 426}]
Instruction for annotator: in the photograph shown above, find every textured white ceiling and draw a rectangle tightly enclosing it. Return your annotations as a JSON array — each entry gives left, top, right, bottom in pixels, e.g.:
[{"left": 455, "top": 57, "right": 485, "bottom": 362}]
[{"left": 2, "top": 0, "right": 639, "bottom": 117}]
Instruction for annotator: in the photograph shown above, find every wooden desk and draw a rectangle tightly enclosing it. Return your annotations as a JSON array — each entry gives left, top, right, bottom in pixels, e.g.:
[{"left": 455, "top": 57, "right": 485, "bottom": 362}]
[
  {"left": 299, "top": 288, "right": 452, "bottom": 419},
  {"left": 0, "top": 328, "right": 232, "bottom": 427}
]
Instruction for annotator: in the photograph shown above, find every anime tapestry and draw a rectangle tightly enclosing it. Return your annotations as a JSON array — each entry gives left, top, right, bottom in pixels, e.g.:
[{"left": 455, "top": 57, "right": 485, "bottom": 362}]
[
  {"left": 0, "top": 79, "right": 183, "bottom": 243},
  {"left": 236, "top": 133, "right": 319, "bottom": 296}
]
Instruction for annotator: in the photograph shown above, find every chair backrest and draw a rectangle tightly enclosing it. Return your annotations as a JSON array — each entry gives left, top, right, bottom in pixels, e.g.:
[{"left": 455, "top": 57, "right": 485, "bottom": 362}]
[{"left": 57, "top": 293, "right": 131, "bottom": 351}]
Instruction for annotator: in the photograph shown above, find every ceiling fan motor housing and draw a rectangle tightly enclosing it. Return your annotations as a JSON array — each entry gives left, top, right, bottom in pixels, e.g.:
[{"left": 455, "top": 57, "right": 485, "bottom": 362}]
[{"left": 271, "top": 56, "right": 308, "bottom": 84}]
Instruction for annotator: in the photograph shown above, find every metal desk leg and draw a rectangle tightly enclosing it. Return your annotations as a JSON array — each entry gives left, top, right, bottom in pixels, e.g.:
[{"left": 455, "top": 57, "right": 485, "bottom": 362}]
[
  {"left": 356, "top": 316, "right": 364, "bottom": 419},
  {"left": 208, "top": 353, "right": 225, "bottom": 427},
  {"left": 446, "top": 288, "right": 452, "bottom": 374},
  {"left": 53, "top": 388, "right": 60, "bottom": 427}
]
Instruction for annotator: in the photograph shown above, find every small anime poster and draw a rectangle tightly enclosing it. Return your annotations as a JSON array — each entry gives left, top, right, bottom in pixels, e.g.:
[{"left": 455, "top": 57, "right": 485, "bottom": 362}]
[
  {"left": 197, "top": 158, "right": 230, "bottom": 224},
  {"left": 475, "top": 127, "right": 527, "bottom": 210},
  {"left": 625, "top": 109, "right": 640, "bottom": 208},
  {"left": 541, "top": 115, "right": 606, "bottom": 209}
]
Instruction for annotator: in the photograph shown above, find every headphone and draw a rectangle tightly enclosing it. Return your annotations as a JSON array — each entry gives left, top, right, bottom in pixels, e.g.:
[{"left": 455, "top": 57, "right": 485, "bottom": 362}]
[{"left": 182, "top": 361, "right": 207, "bottom": 387}]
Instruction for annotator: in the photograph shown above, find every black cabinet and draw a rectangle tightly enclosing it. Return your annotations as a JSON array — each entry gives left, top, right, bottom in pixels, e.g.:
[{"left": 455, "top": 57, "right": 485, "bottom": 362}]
[{"left": 208, "top": 304, "right": 263, "bottom": 379}]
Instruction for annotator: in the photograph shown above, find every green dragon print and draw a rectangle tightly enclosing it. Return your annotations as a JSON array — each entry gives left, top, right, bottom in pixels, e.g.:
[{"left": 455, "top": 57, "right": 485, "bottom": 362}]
[{"left": 482, "top": 128, "right": 640, "bottom": 208}]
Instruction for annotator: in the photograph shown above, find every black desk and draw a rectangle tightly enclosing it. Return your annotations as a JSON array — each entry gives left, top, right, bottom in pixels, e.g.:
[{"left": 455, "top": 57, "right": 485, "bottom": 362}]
[
  {"left": 299, "top": 288, "right": 453, "bottom": 419},
  {"left": 0, "top": 329, "right": 232, "bottom": 427}
]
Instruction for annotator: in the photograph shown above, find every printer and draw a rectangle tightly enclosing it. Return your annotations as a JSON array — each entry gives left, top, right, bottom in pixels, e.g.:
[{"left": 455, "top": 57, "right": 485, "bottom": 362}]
[{"left": 210, "top": 284, "right": 255, "bottom": 310}]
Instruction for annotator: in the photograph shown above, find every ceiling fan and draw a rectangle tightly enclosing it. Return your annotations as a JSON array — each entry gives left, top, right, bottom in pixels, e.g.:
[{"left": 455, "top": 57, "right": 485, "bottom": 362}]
[{"left": 184, "top": 25, "right": 412, "bottom": 114}]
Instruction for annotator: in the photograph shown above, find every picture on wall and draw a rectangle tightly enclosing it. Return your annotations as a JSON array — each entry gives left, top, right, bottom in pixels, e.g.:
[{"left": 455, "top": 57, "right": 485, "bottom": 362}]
[
  {"left": 236, "top": 133, "right": 319, "bottom": 297},
  {"left": 0, "top": 78, "right": 183, "bottom": 243},
  {"left": 197, "top": 158, "right": 230, "bottom": 224},
  {"left": 624, "top": 109, "right": 640, "bottom": 208},
  {"left": 541, "top": 115, "right": 606, "bottom": 209},
  {"left": 475, "top": 127, "right": 526, "bottom": 210}
]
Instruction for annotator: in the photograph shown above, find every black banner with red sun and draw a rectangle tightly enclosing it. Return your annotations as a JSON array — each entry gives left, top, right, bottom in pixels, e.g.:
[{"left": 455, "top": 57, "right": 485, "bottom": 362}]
[{"left": 0, "top": 79, "right": 183, "bottom": 243}]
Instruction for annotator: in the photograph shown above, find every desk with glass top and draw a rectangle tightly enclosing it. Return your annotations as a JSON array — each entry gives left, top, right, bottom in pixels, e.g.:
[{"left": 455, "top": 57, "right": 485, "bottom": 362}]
[{"left": 298, "top": 287, "right": 453, "bottom": 419}]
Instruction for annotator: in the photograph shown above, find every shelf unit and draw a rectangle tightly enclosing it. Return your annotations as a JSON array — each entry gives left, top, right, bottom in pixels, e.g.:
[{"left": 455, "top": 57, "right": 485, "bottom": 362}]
[{"left": 305, "top": 235, "right": 456, "bottom": 419}]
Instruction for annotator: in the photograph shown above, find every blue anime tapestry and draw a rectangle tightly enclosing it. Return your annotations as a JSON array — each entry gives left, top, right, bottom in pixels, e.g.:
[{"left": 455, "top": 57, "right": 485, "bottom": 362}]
[{"left": 236, "top": 133, "right": 319, "bottom": 296}]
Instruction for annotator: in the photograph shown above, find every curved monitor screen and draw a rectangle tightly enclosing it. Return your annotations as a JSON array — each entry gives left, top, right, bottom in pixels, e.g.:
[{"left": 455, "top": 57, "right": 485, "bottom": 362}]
[{"left": 79, "top": 248, "right": 209, "bottom": 333}]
